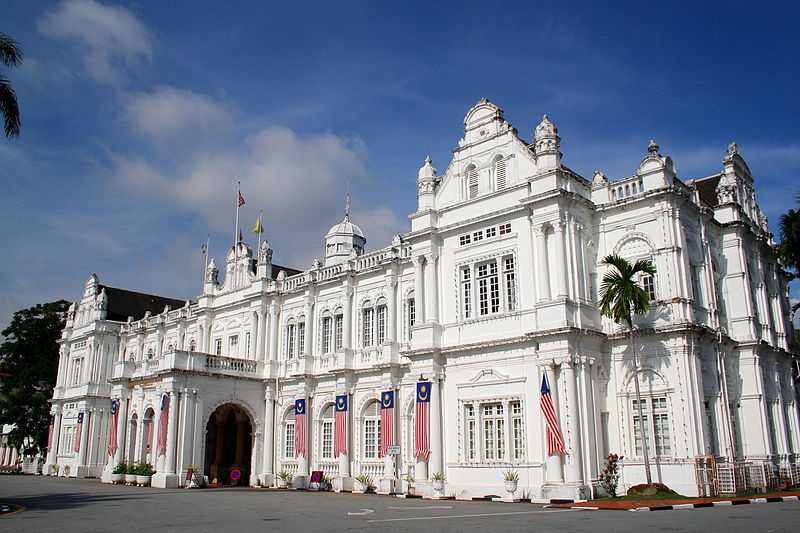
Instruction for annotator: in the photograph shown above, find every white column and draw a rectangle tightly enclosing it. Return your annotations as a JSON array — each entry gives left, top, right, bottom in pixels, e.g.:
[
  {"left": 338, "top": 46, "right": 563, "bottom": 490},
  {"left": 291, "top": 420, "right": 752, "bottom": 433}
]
[
  {"left": 303, "top": 296, "right": 314, "bottom": 357},
  {"left": 425, "top": 254, "right": 439, "bottom": 323},
  {"left": 429, "top": 377, "right": 443, "bottom": 478},
  {"left": 343, "top": 284, "right": 353, "bottom": 350},
  {"left": 414, "top": 256, "right": 426, "bottom": 323},
  {"left": 544, "top": 364, "right": 563, "bottom": 482},
  {"left": 554, "top": 220, "right": 569, "bottom": 298},
  {"left": 563, "top": 359, "right": 584, "bottom": 484},
  {"left": 268, "top": 302, "right": 279, "bottom": 361},
  {"left": 46, "top": 409, "right": 63, "bottom": 470},
  {"left": 165, "top": 391, "right": 180, "bottom": 474},
  {"left": 387, "top": 274, "right": 397, "bottom": 344},
  {"left": 262, "top": 392, "right": 275, "bottom": 483},
  {"left": 179, "top": 390, "right": 196, "bottom": 477},
  {"left": 78, "top": 411, "right": 91, "bottom": 467},
  {"left": 113, "top": 398, "right": 128, "bottom": 466},
  {"left": 535, "top": 225, "right": 551, "bottom": 301}
]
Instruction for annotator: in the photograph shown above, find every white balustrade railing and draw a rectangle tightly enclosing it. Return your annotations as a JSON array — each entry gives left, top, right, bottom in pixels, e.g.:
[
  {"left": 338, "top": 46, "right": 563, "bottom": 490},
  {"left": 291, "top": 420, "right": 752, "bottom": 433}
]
[
  {"left": 358, "top": 461, "right": 383, "bottom": 480},
  {"left": 204, "top": 354, "right": 258, "bottom": 374}
]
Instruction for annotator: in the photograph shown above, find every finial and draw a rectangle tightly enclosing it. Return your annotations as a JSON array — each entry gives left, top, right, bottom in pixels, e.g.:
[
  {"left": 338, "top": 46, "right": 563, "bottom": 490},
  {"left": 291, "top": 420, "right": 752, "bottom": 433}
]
[
  {"left": 648, "top": 139, "right": 659, "bottom": 154},
  {"left": 425, "top": 155, "right": 432, "bottom": 165},
  {"left": 345, "top": 192, "right": 351, "bottom": 222}
]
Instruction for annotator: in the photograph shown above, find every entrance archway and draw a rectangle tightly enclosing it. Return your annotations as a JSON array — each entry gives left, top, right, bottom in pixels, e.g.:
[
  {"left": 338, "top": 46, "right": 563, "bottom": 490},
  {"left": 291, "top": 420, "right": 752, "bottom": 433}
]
[{"left": 204, "top": 403, "right": 253, "bottom": 486}]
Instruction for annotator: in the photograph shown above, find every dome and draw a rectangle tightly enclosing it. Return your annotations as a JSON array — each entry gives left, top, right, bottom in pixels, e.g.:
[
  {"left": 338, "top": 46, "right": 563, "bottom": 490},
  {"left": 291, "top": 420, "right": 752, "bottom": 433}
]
[
  {"left": 534, "top": 114, "right": 558, "bottom": 140},
  {"left": 326, "top": 216, "right": 365, "bottom": 239},
  {"left": 418, "top": 155, "right": 437, "bottom": 181}
]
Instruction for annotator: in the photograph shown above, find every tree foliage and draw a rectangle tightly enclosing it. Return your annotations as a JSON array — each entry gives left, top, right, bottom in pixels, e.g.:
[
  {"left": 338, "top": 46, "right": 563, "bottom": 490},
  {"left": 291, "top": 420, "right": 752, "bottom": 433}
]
[
  {"left": 0, "top": 31, "right": 23, "bottom": 137},
  {"left": 778, "top": 193, "right": 800, "bottom": 278},
  {"left": 598, "top": 254, "right": 656, "bottom": 327},
  {"left": 0, "top": 300, "right": 69, "bottom": 455}
]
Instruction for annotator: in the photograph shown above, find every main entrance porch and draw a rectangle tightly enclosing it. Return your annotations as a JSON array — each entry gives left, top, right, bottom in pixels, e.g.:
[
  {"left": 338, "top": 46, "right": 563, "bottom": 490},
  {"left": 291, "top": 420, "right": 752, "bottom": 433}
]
[{"left": 204, "top": 403, "right": 253, "bottom": 486}]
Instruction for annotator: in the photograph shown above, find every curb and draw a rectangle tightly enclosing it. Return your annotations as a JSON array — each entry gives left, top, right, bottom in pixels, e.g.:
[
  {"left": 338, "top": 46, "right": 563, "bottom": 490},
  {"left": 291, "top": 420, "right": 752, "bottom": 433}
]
[{"left": 549, "top": 495, "right": 800, "bottom": 512}]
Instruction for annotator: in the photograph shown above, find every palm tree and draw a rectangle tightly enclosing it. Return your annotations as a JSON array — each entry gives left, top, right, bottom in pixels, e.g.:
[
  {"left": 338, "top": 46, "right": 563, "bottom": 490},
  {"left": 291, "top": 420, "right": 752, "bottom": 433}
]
[
  {"left": 778, "top": 193, "right": 800, "bottom": 297},
  {"left": 598, "top": 254, "right": 657, "bottom": 485},
  {"left": 0, "top": 32, "right": 23, "bottom": 137}
]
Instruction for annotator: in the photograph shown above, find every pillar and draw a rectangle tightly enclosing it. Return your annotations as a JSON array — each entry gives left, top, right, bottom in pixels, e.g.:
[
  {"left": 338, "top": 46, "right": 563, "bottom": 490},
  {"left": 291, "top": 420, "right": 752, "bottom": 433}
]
[
  {"left": 414, "top": 256, "right": 425, "bottom": 323},
  {"left": 165, "top": 391, "right": 179, "bottom": 474},
  {"left": 429, "top": 377, "right": 443, "bottom": 478},
  {"left": 268, "top": 302, "right": 279, "bottom": 361},
  {"left": 261, "top": 392, "right": 275, "bottom": 485},
  {"left": 343, "top": 283, "right": 353, "bottom": 350},
  {"left": 387, "top": 274, "right": 397, "bottom": 344},
  {"left": 249, "top": 428, "right": 260, "bottom": 487},
  {"left": 425, "top": 254, "right": 439, "bottom": 323},
  {"left": 544, "top": 364, "right": 563, "bottom": 482},
  {"left": 554, "top": 220, "right": 569, "bottom": 298},
  {"left": 78, "top": 411, "right": 91, "bottom": 471},
  {"left": 46, "top": 408, "right": 62, "bottom": 472},
  {"left": 303, "top": 296, "right": 313, "bottom": 357},
  {"left": 113, "top": 398, "right": 128, "bottom": 466},
  {"left": 256, "top": 308, "right": 268, "bottom": 362},
  {"left": 563, "top": 359, "right": 584, "bottom": 484},
  {"left": 535, "top": 225, "right": 551, "bottom": 301}
]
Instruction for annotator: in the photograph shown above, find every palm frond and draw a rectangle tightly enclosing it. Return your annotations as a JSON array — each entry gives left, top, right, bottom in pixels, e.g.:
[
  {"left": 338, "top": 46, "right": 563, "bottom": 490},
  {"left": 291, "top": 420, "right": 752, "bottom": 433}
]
[
  {"left": 598, "top": 254, "right": 656, "bottom": 326},
  {"left": 0, "top": 76, "right": 21, "bottom": 137},
  {"left": 0, "top": 33, "right": 23, "bottom": 68}
]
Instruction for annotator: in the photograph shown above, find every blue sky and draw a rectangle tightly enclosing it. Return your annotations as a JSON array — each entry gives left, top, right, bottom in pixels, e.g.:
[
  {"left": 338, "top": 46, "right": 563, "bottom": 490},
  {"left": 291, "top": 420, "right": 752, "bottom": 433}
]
[{"left": 2, "top": 0, "right": 799, "bottom": 329}]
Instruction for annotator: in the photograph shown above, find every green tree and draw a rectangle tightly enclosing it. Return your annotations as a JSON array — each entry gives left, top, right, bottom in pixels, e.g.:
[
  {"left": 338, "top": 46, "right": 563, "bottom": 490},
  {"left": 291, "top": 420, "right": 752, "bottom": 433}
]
[
  {"left": 0, "top": 300, "right": 69, "bottom": 456},
  {"left": 0, "top": 32, "right": 23, "bottom": 137},
  {"left": 598, "top": 254, "right": 656, "bottom": 485},
  {"left": 778, "top": 193, "right": 800, "bottom": 304}
]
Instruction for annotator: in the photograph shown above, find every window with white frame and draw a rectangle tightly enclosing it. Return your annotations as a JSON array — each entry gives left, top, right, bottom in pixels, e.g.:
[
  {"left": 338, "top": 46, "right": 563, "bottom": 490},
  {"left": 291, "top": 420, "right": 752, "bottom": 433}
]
[
  {"left": 495, "top": 157, "right": 507, "bottom": 190},
  {"left": 70, "top": 357, "right": 83, "bottom": 385},
  {"left": 297, "top": 321, "right": 305, "bottom": 355},
  {"left": 499, "top": 223, "right": 511, "bottom": 235},
  {"left": 467, "top": 165, "right": 479, "bottom": 199},
  {"left": 461, "top": 267, "right": 472, "bottom": 318},
  {"left": 473, "top": 230, "right": 483, "bottom": 242},
  {"left": 286, "top": 323, "right": 296, "bottom": 359},
  {"left": 321, "top": 315, "right": 332, "bottom": 354},
  {"left": 321, "top": 405, "right": 334, "bottom": 459},
  {"left": 363, "top": 401, "right": 381, "bottom": 460},
  {"left": 284, "top": 417, "right": 295, "bottom": 459},
  {"left": 486, "top": 226, "right": 496, "bottom": 238},
  {"left": 408, "top": 296, "right": 415, "bottom": 338},
  {"left": 482, "top": 403, "right": 505, "bottom": 461},
  {"left": 632, "top": 396, "right": 671, "bottom": 457},
  {"left": 376, "top": 304, "right": 386, "bottom": 345},
  {"left": 245, "top": 332, "right": 251, "bottom": 358},
  {"left": 214, "top": 338, "right": 222, "bottom": 356},
  {"left": 459, "top": 234, "right": 471, "bottom": 246},
  {"left": 511, "top": 401, "right": 524, "bottom": 460},
  {"left": 477, "top": 262, "right": 500, "bottom": 316},
  {"left": 60, "top": 426, "right": 75, "bottom": 455},
  {"left": 334, "top": 312, "right": 343, "bottom": 351},
  {"left": 465, "top": 404, "right": 476, "bottom": 460},
  {"left": 362, "top": 306, "right": 374, "bottom": 347},
  {"left": 504, "top": 256, "right": 516, "bottom": 312},
  {"left": 229, "top": 335, "right": 239, "bottom": 355},
  {"left": 641, "top": 273, "right": 656, "bottom": 301}
]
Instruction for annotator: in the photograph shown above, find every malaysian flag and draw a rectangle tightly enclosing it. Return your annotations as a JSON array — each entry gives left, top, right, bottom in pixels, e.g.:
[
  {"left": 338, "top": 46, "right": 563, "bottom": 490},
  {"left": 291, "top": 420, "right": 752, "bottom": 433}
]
[
  {"left": 294, "top": 399, "right": 307, "bottom": 458},
  {"left": 107, "top": 399, "right": 119, "bottom": 457},
  {"left": 415, "top": 382, "right": 430, "bottom": 461},
  {"left": 47, "top": 416, "right": 54, "bottom": 450},
  {"left": 540, "top": 373, "right": 566, "bottom": 455},
  {"left": 73, "top": 412, "right": 84, "bottom": 453},
  {"left": 157, "top": 393, "right": 170, "bottom": 456},
  {"left": 379, "top": 390, "right": 395, "bottom": 457},
  {"left": 238, "top": 190, "right": 246, "bottom": 207},
  {"left": 334, "top": 394, "right": 348, "bottom": 457}
]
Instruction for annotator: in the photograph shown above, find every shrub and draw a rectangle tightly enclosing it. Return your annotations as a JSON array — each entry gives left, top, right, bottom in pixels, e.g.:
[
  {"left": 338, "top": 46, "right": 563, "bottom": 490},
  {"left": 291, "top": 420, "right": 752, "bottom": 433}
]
[
  {"left": 503, "top": 469, "right": 519, "bottom": 482},
  {"left": 277, "top": 470, "right": 292, "bottom": 482},
  {"left": 600, "top": 453, "right": 623, "bottom": 498},
  {"left": 627, "top": 482, "right": 676, "bottom": 497},
  {"left": 431, "top": 471, "right": 446, "bottom": 482},
  {"left": 134, "top": 463, "right": 155, "bottom": 476},
  {"left": 112, "top": 462, "right": 127, "bottom": 475},
  {"left": 354, "top": 474, "right": 374, "bottom": 490}
]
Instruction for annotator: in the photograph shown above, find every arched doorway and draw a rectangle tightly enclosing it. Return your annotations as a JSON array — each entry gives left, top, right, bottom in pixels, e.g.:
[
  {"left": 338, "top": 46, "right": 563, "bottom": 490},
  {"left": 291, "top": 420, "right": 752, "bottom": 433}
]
[{"left": 205, "top": 404, "right": 253, "bottom": 486}]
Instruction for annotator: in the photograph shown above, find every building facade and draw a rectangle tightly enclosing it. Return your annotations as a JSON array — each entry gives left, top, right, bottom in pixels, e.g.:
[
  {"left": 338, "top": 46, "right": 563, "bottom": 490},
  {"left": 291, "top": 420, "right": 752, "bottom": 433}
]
[{"left": 45, "top": 99, "right": 799, "bottom": 499}]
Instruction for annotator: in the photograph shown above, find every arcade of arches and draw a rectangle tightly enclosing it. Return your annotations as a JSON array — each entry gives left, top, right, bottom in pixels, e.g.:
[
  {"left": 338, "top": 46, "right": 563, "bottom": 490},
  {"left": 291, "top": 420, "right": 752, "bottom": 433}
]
[{"left": 204, "top": 404, "right": 253, "bottom": 486}]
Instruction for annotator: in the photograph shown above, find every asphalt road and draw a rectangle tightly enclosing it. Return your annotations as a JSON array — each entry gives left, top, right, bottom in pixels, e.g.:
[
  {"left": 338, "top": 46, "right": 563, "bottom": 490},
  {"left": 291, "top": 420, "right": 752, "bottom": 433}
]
[{"left": 1, "top": 475, "right": 799, "bottom": 532}]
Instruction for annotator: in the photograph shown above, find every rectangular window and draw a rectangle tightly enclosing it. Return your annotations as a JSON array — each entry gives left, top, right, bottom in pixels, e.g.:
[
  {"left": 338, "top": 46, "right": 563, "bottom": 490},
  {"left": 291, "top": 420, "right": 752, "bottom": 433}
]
[
  {"left": 229, "top": 335, "right": 238, "bottom": 355},
  {"left": 376, "top": 306, "right": 386, "bottom": 345},
  {"left": 461, "top": 267, "right": 472, "bottom": 319},
  {"left": 334, "top": 314, "right": 343, "bottom": 351},
  {"left": 632, "top": 397, "right": 671, "bottom": 458},
  {"left": 504, "top": 256, "right": 516, "bottom": 312},
  {"left": 496, "top": 158, "right": 507, "bottom": 189},
  {"left": 473, "top": 230, "right": 483, "bottom": 242},
  {"left": 363, "top": 308, "right": 374, "bottom": 346},
  {"left": 489, "top": 262, "right": 500, "bottom": 313},
  {"left": 499, "top": 223, "right": 511, "bottom": 235},
  {"left": 459, "top": 234, "right": 471, "bottom": 246},
  {"left": 321, "top": 316, "right": 332, "bottom": 354},
  {"left": 408, "top": 298, "right": 415, "bottom": 339},
  {"left": 465, "top": 404, "right": 476, "bottom": 461},
  {"left": 485, "top": 226, "right": 496, "bottom": 238},
  {"left": 297, "top": 322, "right": 305, "bottom": 355},
  {"left": 364, "top": 419, "right": 380, "bottom": 459},
  {"left": 284, "top": 422, "right": 295, "bottom": 458},
  {"left": 468, "top": 167, "right": 479, "bottom": 199},
  {"left": 482, "top": 403, "right": 505, "bottom": 461},
  {"left": 511, "top": 401, "right": 524, "bottom": 461},
  {"left": 286, "top": 324, "right": 295, "bottom": 358},
  {"left": 642, "top": 274, "right": 656, "bottom": 301},
  {"left": 214, "top": 338, "right": 222, "bottom": 356},
  {"left": 322, "top": 420, "right": 333, "bottom": 459},
  {"left": 478, "top": 264, "right": 489, "bottom": 316},
  {"left": 245, "top": 332, "right": 251, "bottom": 358}
]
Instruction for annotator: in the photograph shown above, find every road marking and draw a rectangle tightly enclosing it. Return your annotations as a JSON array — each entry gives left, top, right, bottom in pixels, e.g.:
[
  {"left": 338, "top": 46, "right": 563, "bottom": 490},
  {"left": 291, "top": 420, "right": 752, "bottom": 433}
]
[
  {"left": 367, "top": 508, "right": 577, "bottom": 522},
  {"left": 386, "top": 506, "right": 453, "bottom": 510},
  {"left": 347, "top": 508, "right": 375, "bottom": 516}
]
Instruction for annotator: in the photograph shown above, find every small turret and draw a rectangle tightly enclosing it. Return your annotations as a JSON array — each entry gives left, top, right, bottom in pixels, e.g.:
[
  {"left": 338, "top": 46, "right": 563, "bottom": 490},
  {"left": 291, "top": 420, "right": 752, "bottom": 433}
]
[
  {"left": 533, "top": 114, "right": 561, "bottom": 170},
  {"left": 416, "top": 155, "right": 437, "bottom": 211}
]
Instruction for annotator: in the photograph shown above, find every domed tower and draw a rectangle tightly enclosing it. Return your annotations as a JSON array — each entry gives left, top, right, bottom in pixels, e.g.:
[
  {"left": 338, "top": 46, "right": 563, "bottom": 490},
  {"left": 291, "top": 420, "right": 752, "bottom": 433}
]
[
  {"left": 324, "top": 195, "right": 366, "bottom": 265},
  {"left": 533, "top": 114, "right": 561, "bottom": 170}
]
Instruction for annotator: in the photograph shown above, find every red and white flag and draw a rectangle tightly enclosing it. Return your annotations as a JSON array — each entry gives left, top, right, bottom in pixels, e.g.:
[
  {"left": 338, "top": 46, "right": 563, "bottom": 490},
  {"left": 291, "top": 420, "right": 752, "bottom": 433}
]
[
  {"left": 334, "top": 395, "right": 348, "bottom": 457},
  {"left": 107, "top": 399, "right": 119, "bottom": 457},
  {"left": 47, "top": 417, "right": 54, "bottom": 450},
  {"left": 238, "top": 190, "right": 246, "bottom": 207},
  {"left": 294, "top": 399, "right": 307, "bottom": 458},
  {"left": 540, "top": 373, "right": 566, "bottom": 456},
  {"left": 415, "top": 382, "right": 431, "bottom": 461},
  {"left": 379, "top": 390, "right": 395, "bottom": 457},
  {"left": 157, "top": 393, "right": 170, "bottom": 456},
  {"left": 73, "top": 412, "right": 84, "bottom": 453}
]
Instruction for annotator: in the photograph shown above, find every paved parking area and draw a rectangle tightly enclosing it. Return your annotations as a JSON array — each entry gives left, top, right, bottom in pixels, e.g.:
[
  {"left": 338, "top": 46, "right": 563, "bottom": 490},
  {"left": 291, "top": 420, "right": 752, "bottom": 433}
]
[{"left": 1, "top": 475, "right": 799, "bottom": 532}]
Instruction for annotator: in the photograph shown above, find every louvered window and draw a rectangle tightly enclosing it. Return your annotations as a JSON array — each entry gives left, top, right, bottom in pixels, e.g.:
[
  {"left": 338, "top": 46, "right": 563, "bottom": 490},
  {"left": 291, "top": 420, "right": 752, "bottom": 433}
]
[
  {"left": 495, "top": 158, "right": 507, "bottom": 190},
  {"left": 467, "top": 166, "right": 479, "bottom": 199}
]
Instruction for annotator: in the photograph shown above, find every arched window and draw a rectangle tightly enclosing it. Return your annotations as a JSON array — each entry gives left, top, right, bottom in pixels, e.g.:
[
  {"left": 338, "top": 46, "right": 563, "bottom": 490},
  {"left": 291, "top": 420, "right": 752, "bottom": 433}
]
[
  {"left": 363, "top": 400, "right": 381, "bottom": 460},
  {"left": 321, "top": 404, "right": 334, "bottom": 460},
  {"left": 284, "top": 408, "right": 296, "bottom": 459},
  {"left": 285, "top": 319, "right": 296, "bottom": 359},
  {"left": 467, "top": 164, "right": 479, "bottom": 199},
  {"left": 494, "top": 157, "right": 507, "bottom": 190},
  {"left": 406, "top": 291, "right": 416, "bottom": 341}
]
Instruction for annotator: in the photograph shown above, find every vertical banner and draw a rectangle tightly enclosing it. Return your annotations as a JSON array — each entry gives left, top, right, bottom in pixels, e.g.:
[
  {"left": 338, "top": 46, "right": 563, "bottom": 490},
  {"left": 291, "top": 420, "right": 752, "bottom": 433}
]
[
  {"left": 73, "top": 412, "right": 84, "bottom": 453},
  {"left": 334, "top": 394, "right": 348, "bottom": 457},
  {"left": 294, "top": 399, "right": 307, "bottom": 458},
  {"left": 107, "top": 399, "right": 119, "bottom": 457},
  {"left": 415, "top": 382, "right": 431, "bottom": 460},
  {"left": 157, "top": 393, "right": 170, "bottom": 456},
  {"left": 379, "top": 390, "right": 395, "bottom": 457}
]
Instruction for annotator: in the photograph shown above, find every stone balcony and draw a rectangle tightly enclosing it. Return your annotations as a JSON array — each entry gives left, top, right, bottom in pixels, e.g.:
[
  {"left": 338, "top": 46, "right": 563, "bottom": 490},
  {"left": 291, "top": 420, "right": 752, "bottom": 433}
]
[
  {"left": 285, "top": 343, "right": 403, "bottom": 376},
  {"left": 112, "top": 350, "right": 262, "bottom": 381}
]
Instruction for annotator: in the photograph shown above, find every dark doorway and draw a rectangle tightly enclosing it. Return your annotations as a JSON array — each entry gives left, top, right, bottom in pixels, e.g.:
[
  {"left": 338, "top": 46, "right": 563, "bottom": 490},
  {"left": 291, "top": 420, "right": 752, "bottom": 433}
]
[{"left": 204, "top": 404, "right": 252, "bottom": 486}]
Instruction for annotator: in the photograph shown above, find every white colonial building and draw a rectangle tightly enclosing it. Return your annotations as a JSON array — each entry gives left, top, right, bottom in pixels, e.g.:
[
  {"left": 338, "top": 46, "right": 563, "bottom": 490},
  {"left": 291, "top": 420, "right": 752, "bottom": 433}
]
[{"left": 44, "top": 99, "right": 799, "bottom": 500}]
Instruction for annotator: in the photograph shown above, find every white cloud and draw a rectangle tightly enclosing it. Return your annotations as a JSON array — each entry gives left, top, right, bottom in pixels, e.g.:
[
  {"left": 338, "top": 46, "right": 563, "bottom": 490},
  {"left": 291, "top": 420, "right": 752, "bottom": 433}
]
[
  {"left": 38, "top": 0, "right": 153, "bottom": 83},
  {"left": 125, "top": 86, "right": 233, "bottom": 143}
]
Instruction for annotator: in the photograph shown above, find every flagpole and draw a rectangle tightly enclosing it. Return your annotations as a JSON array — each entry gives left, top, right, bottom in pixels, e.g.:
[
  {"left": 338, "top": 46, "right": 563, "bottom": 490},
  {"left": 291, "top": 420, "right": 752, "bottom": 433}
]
[
  {"left": 256, "top": 210, "right": 262, "bottom": 255},
  {"left": 202, "top": 234, "right": 210, "bottom": 287},
  {"left": 234, "top": 180, "right": 241, "bottom": 257}
]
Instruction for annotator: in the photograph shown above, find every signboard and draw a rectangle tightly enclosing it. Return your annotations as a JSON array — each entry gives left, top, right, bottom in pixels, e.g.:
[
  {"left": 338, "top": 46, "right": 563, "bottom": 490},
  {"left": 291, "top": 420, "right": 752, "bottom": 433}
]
[
  {"left": 387, "top": 445, "right": 401, "bottom": 456},
  {"left": 310, "top": 470, "right": 324, "bottom": 483}
]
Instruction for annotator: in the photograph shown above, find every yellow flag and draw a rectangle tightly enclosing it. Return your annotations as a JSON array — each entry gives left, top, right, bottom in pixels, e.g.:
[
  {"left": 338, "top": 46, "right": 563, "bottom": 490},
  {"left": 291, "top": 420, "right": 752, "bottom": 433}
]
[{"left": 253, "top": 214, "right": 264, "bottom": 235}]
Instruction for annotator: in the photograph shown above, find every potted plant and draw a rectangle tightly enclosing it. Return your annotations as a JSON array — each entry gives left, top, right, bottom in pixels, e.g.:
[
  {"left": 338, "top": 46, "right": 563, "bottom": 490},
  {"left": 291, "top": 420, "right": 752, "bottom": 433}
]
[
  {"left": 354, "top": 474, "right": 373, "bottom": 494},
  {"left": 404, "top": 473, "right": 415, "bottom": 496},
  {"left": 600, "top": 453, "right": 623, "bottom": 498},
  {"left": 62, "top": 465, "right": 70, "bottom": 477},
  {"left": 111, "top": 462, "right": 126, "bottom": 484},
  {"left": 50, "top": 464, "right": 60, "bottom": 476},
  {"left": 431, "top": 471, "right": 445, "bottom": 495},
  {"left": 135, "top": 463, "right": 154, "bottom": 486},
  {"left": 276, "top": 470, "right": 292, "bottom": 488},
  {"left": 503, "top": 469, "right": 519, "bottom": 496},
  {"left": 124, "top": 463, "right": 137, "bottom": 485}
]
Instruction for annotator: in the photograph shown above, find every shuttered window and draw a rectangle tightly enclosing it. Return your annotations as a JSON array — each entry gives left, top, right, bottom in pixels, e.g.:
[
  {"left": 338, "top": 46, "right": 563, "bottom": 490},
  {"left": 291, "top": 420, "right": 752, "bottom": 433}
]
[
  {"left": 467, "top": 166, "right": 479, "bottom": 199},
  {"left": 495, "top": 158, "right": 507, "bottom": 190}
]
